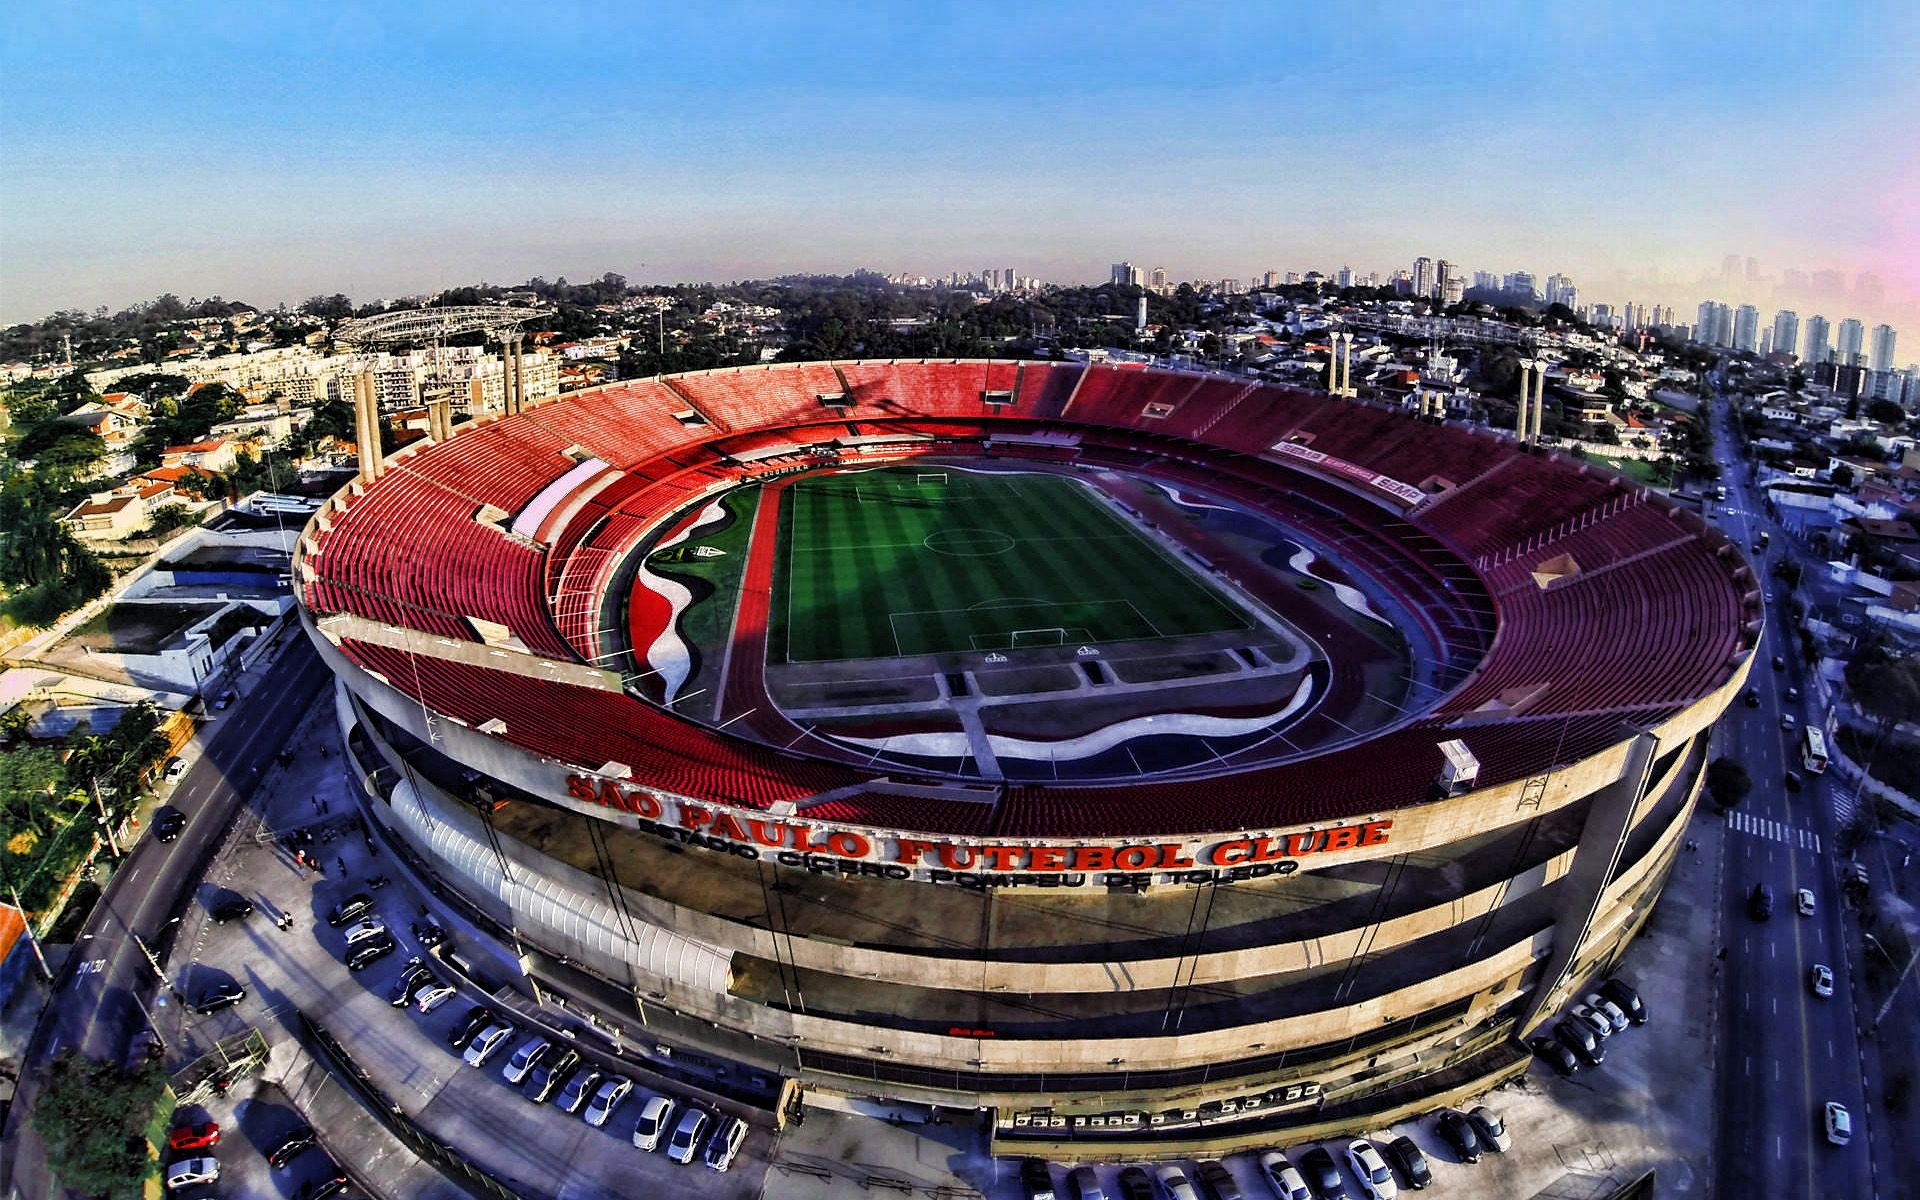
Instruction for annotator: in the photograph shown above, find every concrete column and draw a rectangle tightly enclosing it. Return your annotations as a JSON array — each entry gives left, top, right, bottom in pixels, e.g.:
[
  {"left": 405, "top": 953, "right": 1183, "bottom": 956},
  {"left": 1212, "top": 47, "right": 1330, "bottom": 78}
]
[
  {"left": 500, "top": 341, "right": 518, "bottom": 414},
  {"left": 1531, "top": 366, "right": 1547, "bottom": 442},
  {"left": 1327, "top": 336, "right": 1341, "bottom": 395},
  {"left": 427, "top": 398, "right": 451, "bottom": 442},
  {"left": 1515, "top": 362, "right": 1533, "bottom": 443},
  {"left": 513, "top": 341, "right": 528, "bottom": 409},
  {"left": 353, "top": 373, "right": 381, "bottom": 480},
  {"left": 1338, "top": 334, "right": 1351, "bottom": 395}
]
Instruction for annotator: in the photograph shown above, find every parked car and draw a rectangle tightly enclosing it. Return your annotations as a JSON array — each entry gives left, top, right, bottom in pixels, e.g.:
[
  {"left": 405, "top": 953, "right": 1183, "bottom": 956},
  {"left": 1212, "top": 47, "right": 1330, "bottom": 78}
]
[
  {"left": 1599, "top": 977, "right": 1648, "bottom": 1024},
  {"left": 1824, "top": 1101, "right": 1852, "bottom": 1145},
  {"left": 1382, "top": 1137, "right": 1432, "bottom": 1190},
  {"left": 327, "top": 893, "right": 374, "bottom": 927},
  {"left": 704, "top": 1114, "right": 748, "bottom": 1172},
  {"left": 584, "top": 1075, "right": 632, "bottom": 1127},
  {"left": 1114, "top": 1166, "right": 1155, "bottom": 1200},
  {"left": 1568, "top": 1003, "right": 1615, "bottom": 1040},
  {"left": 632, "top": 1093, "right": 677, "bottom": 1151},
  {"left": 189, "top": 981, "right": 245, "bottom": 1015},
  {"left": 1195, "top": 1159, "right": 1242, "bottom": 1200},
  {"left": 1796, "top": 888, "right": 1817, "bottom": 916},
  {"left": 266, "top": 1125, "right": 318, "bottom": 1168},
  {"left": 1468, "top": 1107, "right": 1512, "bottom": 1154},
  {"left": 1750, "top": 883, "right": 1774, "bottom": 920},
  {"left": 522, "top": 1047, "right": 581, "bottom": 1104},
  {"left": 1344, "top": 1140, "right": 1396, "bottom": 1200},
  {"left": 1257, "top": 1151, "right": 1312, "bottom": 1200},
  {"left": 165, "top": 1158, "right": 220, "bottom": 1190},
  {"left": 167, "top": 1122, "right": 220, "bottom": 1152},
  {"left": 342, "top": 917, "right": 387, "bottom": 945},
  {"left": 345, "top": 933, "right": 396, "bottom": 971},
  {"left": 1066, "top": 1163, "right": 1108, "bottom": 1200},
  {"left": 1017, "top": 1157, "right": 1058, "bottom": 1200},
  {"left": 153, "top": 807, "right": 187, "bottom": 842},
  {"left": 1556, "top": 1018, "right": 1606, "bottom": 1067},
  {"left": 555, "top": 1066, "right": 603, "bottom": 1115},
  {"left": 1296, "top": 1146, "right": 1346, "bottom": 1199},
  {"left": 414, "top": 978, "right": 456, "bottom": 1013},
  {"left": 462, "top": 1022, "right": 513, "bottom": 1067},
  {"left": 293, "top": 1173, "right": 351, "bottom": 1200},
  {"left": 1436, "top": 1109, "right": 1484, "bottom": 1163},
  {"left": 666, "top": 1106, "right": 710, "bottom": 1164},
  {"left": 1810, "top": 964, "right": 1834, "bottom": 998},
  {"left": 1154, "top": 1163, "right": 1202, "bottom": 1200},
  {"left": 448, "top": 1005, "right": 494, "bottom": 1050},
  {"left": 164, "top": 756, "right": 190, "bottom": 781},
  {"left": 501, "top": 1036, "right": 552, "bottom": 1086},
  {"left": 387, "top": 960, "right": 433, "bottom": 1007},
  {"left": 1581, "top": 994, "right": 1630, "bottom": 1034},
  {"left": 208, "top": 894, "right": 255, "bottom": 925},
  {"left": 1530, "top": 1035, "right": 1580, "bottom": 1076},
  {"left": 411, "top": 914, "right": 449, "bottom": 946}
]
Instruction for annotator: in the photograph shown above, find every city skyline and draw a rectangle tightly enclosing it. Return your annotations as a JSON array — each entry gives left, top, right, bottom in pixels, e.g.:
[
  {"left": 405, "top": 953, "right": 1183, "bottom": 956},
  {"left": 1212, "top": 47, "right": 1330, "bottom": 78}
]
[{"left": 3, "top": 2, "right": 1917, "bottom": 331}]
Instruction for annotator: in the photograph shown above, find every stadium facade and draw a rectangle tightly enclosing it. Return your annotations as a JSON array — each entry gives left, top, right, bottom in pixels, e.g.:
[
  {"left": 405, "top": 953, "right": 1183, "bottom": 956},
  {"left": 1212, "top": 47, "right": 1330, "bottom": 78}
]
[{"left": 297, "top": 359, "right": 1755, "bottom": 1156}]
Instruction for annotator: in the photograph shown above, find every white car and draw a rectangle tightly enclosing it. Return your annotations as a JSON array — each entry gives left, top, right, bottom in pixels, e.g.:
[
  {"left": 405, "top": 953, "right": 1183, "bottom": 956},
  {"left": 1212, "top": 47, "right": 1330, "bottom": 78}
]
[
  {"left": 165, "top": 1157, "right": 220, "bottom": 1190},
  {"left": 500, "top": 1036, "right": 550, "bottom": 1085},
  {"left": 631, "top": 1093, "right": 676, "bottom": 1151},
  {"left": 586, "top": 1075, "right": 633, "bottom": 1128},
  {"left": 1569, "top": 1003, "right": 1615, "bottom": 1040},
  {"left": 703, "top": 1114, "right": 747, "bottom": 1172},
  {"left": 1154, "top": 1164, "right": 1201, "bottom": 1200},
  {"left": 163, "top": 757, "right": 188, "bottom": 783},
  {"left": 1257, "top": 1151, "right": 1311, "bottom": 1200},
  {"left": 414, "top": 980, "right": 457, "bottom": 1012},
  {"left": 1781, "top": 714, "right": 1797, "bottom": 730},
  {"left": 1824, "top": 1101, "right": 1851, "bottom": 1145},
  {"left": 1810, "top": 964, "right": 1834, "bottom": 998},
  {"left": 1469, "top": 1106, "right": 1513, "bottom": 1154},
  {"left": 666, "top": 1106, "right": 709, "bottom": 1164},
  {"left": 461, "top": 1022, "right": 512, "bottom": 1067},
  {"left": 1581, "top": 993, "right": 1630, "bottom": 1034},
  {"left": 1796, "top": 888, "right": 1816, "bottom": 917},
  {"left": 1345, "top": 1139, "right": 1398, "bottom": 1200},
  {"left": 342, "top": 917, "right": 387, "bottom": 945}
]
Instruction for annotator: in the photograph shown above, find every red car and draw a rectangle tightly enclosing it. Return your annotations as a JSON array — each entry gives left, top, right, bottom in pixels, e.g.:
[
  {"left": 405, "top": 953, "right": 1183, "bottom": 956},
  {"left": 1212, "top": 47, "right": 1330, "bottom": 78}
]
[{"left": 167, "top": 1122, "right": 220, "bottom": 1152}]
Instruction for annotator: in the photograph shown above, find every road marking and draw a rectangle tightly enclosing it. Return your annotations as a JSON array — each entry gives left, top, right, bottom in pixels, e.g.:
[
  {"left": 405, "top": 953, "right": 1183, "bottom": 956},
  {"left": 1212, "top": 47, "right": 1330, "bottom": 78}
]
[
  {"left": 77, "top": 958, "right": 105, "bottom": 975},
  {"left": 1774, "top": 1057, "right": 1781, "bottom": 1080},
  {"left": 1745, "top": 1055, "right": 1752, "bottom": 1078},
  {"left": 1772, "top": 996, "right": 1778, "bottom": 1015},
  {"left": 1776, "top": 1134, "right": 1784, "bottom": 1159}
]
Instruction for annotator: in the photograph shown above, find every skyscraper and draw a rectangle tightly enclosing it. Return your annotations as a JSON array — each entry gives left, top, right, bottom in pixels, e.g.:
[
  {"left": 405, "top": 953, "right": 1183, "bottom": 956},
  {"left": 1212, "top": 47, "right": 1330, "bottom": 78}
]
[
  {"left": 1506, "top": 271, "right": 1537, "bottom": 302},
  {"left": 1412, "top": 257, "right": 1434, "bottom": 299},
  {"left": 1836, "top": 318, "right": 1865, "bottom": 365},
  {"left": 1732, "top": 305, "right": 1760, "bottom": 353},
  {"left": 1869, "top": 324, "right": 1897, "bottom": 372},
  {"left": 1336, "top": 265, "right": 1353, "bottom": 288},
  {"left": 1695, "top": 300, "right": 1731, "bottom": 347},
  {"left": 1434, "top": 260, "right": 1454, "bottom": 299},
  {"left": 1111, "top": 262, "right": 1141, "bottom": 287},
  {"left": 1544, "top": 274, "right": 1574, "bottom": 308},
  {"left": 1771, "top": 310, "right": 1800, "bottom": 361},
  {"left": 1803, "top": 315, "right": 1831, "bottom": 364},
  {"left": 1150, "top": 267, "right": 1169, "bottom": 291},
  {"left": 1474, "top": 270, "right": 1498, "bottom": 292}
]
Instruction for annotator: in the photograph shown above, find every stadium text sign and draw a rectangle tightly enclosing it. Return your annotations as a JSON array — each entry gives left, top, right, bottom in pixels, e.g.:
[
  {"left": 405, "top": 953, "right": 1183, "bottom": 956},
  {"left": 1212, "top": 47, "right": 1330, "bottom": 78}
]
[
  {"left": 1270, "top": 442, "right": 1426, "bottom": 506},
  {"left": 566, "top": 774, "right": 1391, "bottom": 889}
]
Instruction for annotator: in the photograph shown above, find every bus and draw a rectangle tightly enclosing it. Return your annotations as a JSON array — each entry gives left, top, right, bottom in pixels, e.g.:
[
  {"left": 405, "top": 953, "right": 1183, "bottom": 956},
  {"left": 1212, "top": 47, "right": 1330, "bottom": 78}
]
[{"left": 1801, "top": 726, "right": 1829, "bottom": 774}]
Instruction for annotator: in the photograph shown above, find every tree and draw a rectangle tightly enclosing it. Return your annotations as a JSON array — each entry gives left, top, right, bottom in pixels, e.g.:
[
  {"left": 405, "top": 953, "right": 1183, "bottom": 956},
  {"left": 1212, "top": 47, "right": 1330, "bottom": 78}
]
[
  {"left": 31, "top": 1048, "right": 166, "bottom": 1197},
  {"left": 1865, "top": 398, "right": 1906, "bottom": 426},
  {"left": 1850, "top": 654, "right": 1920, "bottom": 738},
  {"left": 1705, "top": 756, "right": 1752, "bottom": 810}
]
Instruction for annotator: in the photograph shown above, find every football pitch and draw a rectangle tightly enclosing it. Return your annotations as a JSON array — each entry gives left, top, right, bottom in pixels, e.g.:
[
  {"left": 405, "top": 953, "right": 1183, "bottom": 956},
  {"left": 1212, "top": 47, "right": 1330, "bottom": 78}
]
[{"left": 768, "top": 468, "right": 1251, "bottom": 663}]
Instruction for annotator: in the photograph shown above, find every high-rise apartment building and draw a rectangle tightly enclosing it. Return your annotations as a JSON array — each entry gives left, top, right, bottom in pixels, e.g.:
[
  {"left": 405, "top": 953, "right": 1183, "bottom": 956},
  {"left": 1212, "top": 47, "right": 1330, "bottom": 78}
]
[
  {"left": 1544, "top": 274, "right": 1573, "bottom": 308},
  {"left": 1336, "top": 266, "right": 1353, "bottom": 288},
  {"left": 1771, "top": 311, "right": 1800, "bottom": 361},
  {"left": 1473, "top": 270, "right": 1498, "bottom": 292},
  {"left": 1506, "top": 271, "right": 1537, "bottom": 302},
  {"left": 1111, "top": 262, "right": 1142, "bottom": 287},
  {"left": 1695, "top": 301, "right": 1732, "bottom": 347},
  {"left": 1434, "top": 260, "right": 1454, "bottom": 298},
  {"left": 1803, "top": 315, "right": 1831, "bottom": 364},
  {"left": 1149, "top": 267, "right": 1169, "bottom": 291},
  {"left": 1732, "top": 305, "right": 1760, "bottom": 353},
  {"left": 1869, "top": 324, "right": 1897, "bottom": 372},
  {"left": 1441, "top": 275, "right": 1464, "bottom": 305},
  {"left": 1760, "top": 329, "right": 1773, "bottom": 357},
  {"left": 1412, "top": 257, "right": 1434, "bottom": 299},
  {"left": 1836, "top": 318, "right": 1865, "bottom": 365}
]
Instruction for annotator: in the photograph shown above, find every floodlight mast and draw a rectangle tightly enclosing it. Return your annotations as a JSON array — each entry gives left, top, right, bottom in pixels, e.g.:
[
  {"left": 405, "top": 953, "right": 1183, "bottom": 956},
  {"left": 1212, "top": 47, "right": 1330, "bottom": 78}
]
[{"left": 332, "top": 305, "right": 552, "bottom": 349}]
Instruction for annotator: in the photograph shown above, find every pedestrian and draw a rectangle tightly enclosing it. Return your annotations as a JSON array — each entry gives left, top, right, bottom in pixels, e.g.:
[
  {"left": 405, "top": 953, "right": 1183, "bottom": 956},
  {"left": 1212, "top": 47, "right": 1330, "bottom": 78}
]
[
  {"left": 321, "top": 796, "right": 329, "bottom": 814},
  {"left": 336, "top": 856, "right": 346, "bottom": 875}
]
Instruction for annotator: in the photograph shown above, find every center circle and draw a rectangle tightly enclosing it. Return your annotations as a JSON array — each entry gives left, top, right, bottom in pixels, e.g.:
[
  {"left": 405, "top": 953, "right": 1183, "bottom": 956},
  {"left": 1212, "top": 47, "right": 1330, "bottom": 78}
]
[{"left": 922, "top": 527, "right": 1017, "bottom": 557}]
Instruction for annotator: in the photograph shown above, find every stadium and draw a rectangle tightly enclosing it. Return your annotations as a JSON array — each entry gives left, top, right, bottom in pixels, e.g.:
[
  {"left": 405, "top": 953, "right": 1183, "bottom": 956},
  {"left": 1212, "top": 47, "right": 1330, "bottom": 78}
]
[{"left": 294, "top": 359, "right": 1757, "bottom": 1156}]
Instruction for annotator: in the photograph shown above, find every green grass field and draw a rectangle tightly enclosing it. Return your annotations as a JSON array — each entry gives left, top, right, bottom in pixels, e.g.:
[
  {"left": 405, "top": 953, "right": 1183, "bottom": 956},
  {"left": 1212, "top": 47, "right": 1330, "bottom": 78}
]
[{"left": 769, "top": 468, "right": 1250, "bottom": 663}]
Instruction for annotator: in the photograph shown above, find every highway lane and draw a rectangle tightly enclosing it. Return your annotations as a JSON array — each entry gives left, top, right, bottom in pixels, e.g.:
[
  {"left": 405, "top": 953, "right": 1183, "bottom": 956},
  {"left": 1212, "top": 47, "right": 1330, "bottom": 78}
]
[
  {"left": 1, "top": 635, "right": 330, "bottom": 1200},
  {"left": 1710, "top": 408, "right": 1873, "bottom": 1199}
]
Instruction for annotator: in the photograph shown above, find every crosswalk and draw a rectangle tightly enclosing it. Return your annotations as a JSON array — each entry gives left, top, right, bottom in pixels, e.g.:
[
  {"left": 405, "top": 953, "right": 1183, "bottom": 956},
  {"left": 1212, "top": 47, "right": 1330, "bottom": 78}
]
[{"left": 1727, "top": 810, "right": 1822, "bottom": 852}]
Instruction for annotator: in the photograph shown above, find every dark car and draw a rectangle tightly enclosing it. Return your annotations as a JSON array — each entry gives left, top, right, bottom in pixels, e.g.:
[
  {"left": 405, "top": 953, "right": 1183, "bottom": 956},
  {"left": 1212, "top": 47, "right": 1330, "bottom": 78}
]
[
  {"left": 1298, "top": 1146, "right": 1346, "bottom": 1199},
  {"left": 326, "top": 893, "right": 374, "bottom": 927},
  {"left": 1195, "top": 1159, "right": 1242, "bottom": 1200},
  {"left": 556, "top": 1067, "right": 603, "bottom": 1114},
  {"left": 523, "top": 1047, "right": 583, "bottom": 1104},
  {"left": 1019, "top": 1158, "right": 1057, "bottom": 1200},
  {"left": 294, "top": 1173, "right": 351, "bottom": 1200},
  {"left": 1599, "top": 978, "right": 1648, "bottom": 1024},
  {"left": 1772, "top": 654, "right": 1786, "bottom": 670},
  {"left": 387, "top": 960, "right": 433, "bottom": 1007},
  {"left": 1383, "top": 1136, "right": 1432, "bottom": 1189},
  {"left": 190, "top": 981, "right": 246, "bottom": 1015},
  {"left": 1784, "top": 770, "right": 1802, "bottom": 793},
  {"left": 1555, "top": 1017, "right": 1605, "bottom": 1066},
  {"left": 448, "top": 1005, "right": 494, "bottom": 1051},
  {"left": 1115, "top": 1166, "right": 1155, "bottom": 1200},
  {"left": 153, "top": 807, "right": 188, "bottom": 842},
  {"left": 1743, "top": 687, "right": 1761, "bottom": 707},
  {"left": 266, "top": 1126, "right": 318, "bottom": 1168},
  {"left": 411, "top": 914, "right": 450, "bottom": 947},
  {"left": 209, "top": 894, "right": 255, "bottom": 924},
  {"left": 345, "top": 932, "right": 397, "bottom": 971},
  {"left": 1436, "top": 1109, "right": 1483, "bottom": 1163},
  {"left": 1530, "top": 1035, "right": 1580, "bottom": 1076},
  {"left": 1750, "top": 883, "right": 1774, "bottom": 920}
]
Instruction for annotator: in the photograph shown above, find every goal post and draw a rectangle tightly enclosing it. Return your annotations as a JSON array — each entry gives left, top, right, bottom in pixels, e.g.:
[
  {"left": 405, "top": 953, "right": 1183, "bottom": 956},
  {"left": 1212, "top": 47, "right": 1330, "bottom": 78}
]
[
  {"left": 915, "top": 471, "right": 949, "bottom": 487},
  {"left": 1010, "top": 627, "right": 1067, "bottom": 648}
]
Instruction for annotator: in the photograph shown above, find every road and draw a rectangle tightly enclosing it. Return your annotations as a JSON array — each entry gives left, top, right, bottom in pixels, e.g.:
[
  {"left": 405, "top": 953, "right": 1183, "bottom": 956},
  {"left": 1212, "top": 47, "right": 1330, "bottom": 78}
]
[
  {"left": 1708, "top": 403, "right": 1874, "bottom": 1199},
  {"left": 0, "top": 634, "right": 330, "bottom": 1200}
]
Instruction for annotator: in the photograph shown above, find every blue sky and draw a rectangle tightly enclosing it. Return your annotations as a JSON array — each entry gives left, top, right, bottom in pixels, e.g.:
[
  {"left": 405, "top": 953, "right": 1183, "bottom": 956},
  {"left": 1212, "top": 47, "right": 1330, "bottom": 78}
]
[{"left": 3, "top": 1, "right": 1916, "bottom": 325}]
